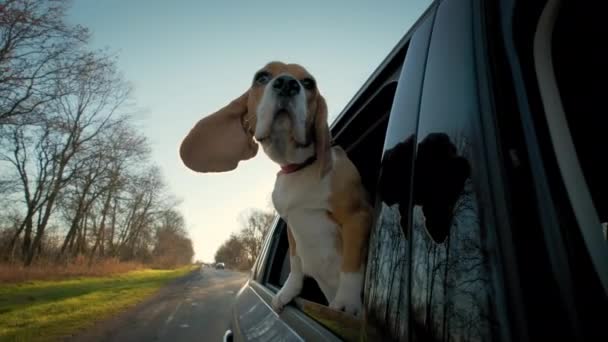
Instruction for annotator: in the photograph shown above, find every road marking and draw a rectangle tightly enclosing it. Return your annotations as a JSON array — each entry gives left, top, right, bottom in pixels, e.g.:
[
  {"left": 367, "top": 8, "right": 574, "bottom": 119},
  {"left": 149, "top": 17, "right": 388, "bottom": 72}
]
[
  {"left": 180, "top": 324, "right": 190, "bottom": 328},
  {"left": 165, "top": 302, "right": 182, "bottom": 326}
]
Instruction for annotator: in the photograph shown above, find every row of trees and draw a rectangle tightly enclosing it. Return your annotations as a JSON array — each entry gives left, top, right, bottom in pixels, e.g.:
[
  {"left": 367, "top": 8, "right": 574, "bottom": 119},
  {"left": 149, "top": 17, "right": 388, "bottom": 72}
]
[
  {"left": 0, "top": 0, "right": 193, "bottom": 267},
  {"left": 215, "top": 209, "right": 274, "bottom": 270}
]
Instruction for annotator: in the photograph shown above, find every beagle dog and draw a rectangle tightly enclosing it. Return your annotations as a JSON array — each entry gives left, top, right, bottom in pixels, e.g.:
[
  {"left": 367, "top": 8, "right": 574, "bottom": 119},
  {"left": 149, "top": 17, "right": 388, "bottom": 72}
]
[{"left": 180, "top": 62, "right": 373, "bottom": 316}]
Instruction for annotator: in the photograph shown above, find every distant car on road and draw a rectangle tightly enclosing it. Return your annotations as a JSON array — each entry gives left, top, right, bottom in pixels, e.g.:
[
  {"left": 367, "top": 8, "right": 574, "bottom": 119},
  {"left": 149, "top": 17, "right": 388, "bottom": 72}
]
[{"left": 215, "top": 262, "right": 225, "bottom": 270}]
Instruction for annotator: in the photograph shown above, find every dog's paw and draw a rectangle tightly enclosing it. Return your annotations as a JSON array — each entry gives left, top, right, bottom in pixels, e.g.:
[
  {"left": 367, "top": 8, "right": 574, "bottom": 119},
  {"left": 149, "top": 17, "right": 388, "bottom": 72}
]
[
  {"left": 271, "top": 293, "right": 286, "bottom": 313},
  {"left": 329, "top": 295, "right": 363, "bottom": 317}
]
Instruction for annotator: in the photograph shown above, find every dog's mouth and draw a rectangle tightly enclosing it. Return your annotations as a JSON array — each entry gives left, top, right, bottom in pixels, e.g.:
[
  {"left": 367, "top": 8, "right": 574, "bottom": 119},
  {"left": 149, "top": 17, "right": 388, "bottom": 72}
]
[
  {"left": 255, "top": 135, "right": 269, "bottom": 143},
  {"left": 255, "top": 108, "right": 290, "bottom": 142},
  {"left": 255, "top": 108, "right": 310, "bottom": 147},
  {"left": 275, "top": 108, "right": 290, "bottom": 116}
]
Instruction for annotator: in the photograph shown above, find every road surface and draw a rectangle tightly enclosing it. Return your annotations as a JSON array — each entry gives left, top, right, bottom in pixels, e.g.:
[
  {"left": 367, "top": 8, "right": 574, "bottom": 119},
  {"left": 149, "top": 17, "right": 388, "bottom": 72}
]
[{"left": 69, "top": 267, "right": 248, "bottom": 342}]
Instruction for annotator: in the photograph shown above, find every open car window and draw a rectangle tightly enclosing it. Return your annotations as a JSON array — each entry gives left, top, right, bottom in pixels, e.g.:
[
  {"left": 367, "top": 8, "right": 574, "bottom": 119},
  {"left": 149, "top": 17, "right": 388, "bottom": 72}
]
[
  {"left": 258, "top": 82, "right": 397, "bottom": 342},
  {"left": 261, "top": 219, "right": 361, "bottom": 341},
  {"left": 263, "top": 220, "right": 328, "bottom": 305},
  {"left": 255, "top": 5, "right": 436, "bottom": 341}
]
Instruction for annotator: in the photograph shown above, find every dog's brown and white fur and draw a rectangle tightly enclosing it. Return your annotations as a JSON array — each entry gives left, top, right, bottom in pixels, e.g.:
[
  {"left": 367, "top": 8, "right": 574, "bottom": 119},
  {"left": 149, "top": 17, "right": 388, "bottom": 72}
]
[{"left": 180, "top": 62, "right": 372, "bottom": 316}]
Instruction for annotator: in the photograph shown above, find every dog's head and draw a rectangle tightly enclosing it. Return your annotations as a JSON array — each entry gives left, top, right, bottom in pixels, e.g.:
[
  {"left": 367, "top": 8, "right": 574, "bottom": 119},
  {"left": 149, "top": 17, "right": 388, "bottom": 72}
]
[{"left": 180, "top": 61, "right": 331, "bottom": 175}]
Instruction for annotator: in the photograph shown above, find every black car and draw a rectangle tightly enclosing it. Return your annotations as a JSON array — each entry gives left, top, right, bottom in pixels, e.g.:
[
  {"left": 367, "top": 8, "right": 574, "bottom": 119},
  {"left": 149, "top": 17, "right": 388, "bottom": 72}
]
[{"left": 225, "top": 0, "right": 607, "bottom": 340}]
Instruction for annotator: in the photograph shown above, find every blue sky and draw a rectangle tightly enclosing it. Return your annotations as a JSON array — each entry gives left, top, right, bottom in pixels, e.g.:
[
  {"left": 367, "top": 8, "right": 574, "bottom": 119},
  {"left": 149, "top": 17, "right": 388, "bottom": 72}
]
[{"left": 68, "top": 0, "right": 431, "bottom": 262}]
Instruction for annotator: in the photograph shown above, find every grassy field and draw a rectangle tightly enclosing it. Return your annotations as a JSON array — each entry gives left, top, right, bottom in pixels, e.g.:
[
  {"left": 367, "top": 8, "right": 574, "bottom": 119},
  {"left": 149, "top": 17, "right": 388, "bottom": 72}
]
[{"left": 0, "top": 265, "right": 197, "bottom": 342}]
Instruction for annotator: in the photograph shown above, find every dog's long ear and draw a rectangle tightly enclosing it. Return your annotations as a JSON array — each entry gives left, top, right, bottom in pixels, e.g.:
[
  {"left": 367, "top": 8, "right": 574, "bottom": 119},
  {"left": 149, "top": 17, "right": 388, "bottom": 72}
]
[
  {"left": 314, "top": 95, "right": 332, "bottom": 177},
  {"left": 180, "top": 91, "right": 258, "bottom": 173}
]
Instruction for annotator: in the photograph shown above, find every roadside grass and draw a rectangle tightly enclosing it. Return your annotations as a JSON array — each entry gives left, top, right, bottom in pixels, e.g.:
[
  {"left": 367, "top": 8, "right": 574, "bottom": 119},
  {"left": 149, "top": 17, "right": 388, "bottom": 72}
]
[
  {"left": 0, "top": 257, "right": 144, "bottom": 284},
  {"left": 0, "top": 265, "right": 197, "bottom": 342}
]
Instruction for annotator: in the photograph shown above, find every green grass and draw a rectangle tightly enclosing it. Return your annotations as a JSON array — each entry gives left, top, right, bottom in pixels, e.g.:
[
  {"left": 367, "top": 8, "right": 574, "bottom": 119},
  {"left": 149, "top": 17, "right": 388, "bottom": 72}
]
[{"left": 0, "top": 265, "right": 197, "bottom": 342}]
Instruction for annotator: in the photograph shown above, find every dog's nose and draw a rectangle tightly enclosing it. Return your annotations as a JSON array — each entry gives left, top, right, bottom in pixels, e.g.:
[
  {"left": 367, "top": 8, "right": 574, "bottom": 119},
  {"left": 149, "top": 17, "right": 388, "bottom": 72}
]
[{"left": 272, "top": 75, "right": 301, "bottom": 97}]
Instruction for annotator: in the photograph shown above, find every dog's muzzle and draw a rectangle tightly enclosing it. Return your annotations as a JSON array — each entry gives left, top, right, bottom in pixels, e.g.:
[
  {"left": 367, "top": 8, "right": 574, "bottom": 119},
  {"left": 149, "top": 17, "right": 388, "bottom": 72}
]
[{"left": 272, "top": 75, "right": 301, "bottom": 97}]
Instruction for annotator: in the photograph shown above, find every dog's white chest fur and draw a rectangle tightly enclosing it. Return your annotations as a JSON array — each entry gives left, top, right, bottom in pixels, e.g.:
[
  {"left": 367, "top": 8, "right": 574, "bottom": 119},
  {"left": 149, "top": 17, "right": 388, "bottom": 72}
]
[{"left": 272, "top": 158, "right": 341, "bottom": 299}]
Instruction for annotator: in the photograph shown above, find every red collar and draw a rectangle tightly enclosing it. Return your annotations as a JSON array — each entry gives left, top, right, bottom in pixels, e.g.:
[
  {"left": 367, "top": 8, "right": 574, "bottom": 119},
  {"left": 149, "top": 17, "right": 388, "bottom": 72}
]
[{"left": 279, "top": 156, "right": 316, "bottom": 174}]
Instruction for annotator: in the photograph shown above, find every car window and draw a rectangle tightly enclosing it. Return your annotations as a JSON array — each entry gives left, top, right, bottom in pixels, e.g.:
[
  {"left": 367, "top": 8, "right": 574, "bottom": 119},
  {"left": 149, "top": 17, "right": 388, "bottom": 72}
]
[
  {"left": 259, "top": 97, "right": 394, "bottom": 341},
  {"left": 363, "top": 10, "right": 434, "bottom": 342},
  {"left": 263, "top": 221, "right": 328, "bottom": 305},
  {"left": 259, "top": 77, "right": 398, "bottom": 342},
  {"left": 408, "top": 0, "right": 509, "bottom": 340},
  {"left": 254, "top": 5, "right": 438, "bottom": 341}
]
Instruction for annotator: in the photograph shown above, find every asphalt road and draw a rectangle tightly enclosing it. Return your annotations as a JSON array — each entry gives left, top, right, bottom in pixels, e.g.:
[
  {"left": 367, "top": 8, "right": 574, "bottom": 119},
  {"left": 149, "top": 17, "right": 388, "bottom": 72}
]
[{"left": 69, "top": 267, "right": 248, "bottom": 342}]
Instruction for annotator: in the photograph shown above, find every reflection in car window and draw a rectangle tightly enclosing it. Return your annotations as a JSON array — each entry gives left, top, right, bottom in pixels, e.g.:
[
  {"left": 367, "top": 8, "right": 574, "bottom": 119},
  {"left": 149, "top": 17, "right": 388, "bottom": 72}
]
[
  {"left": 413, "top": 133, "right": 470, "bottom": 244},
  {"left": 363, "top": 9, "right": 434, "bottom": 341},
  {"left": 365, "top": 203, "right": 410, "bottom": 340},
  {"left": 410, "top": 135, "right": 496, "bottom": 341},
  {"left": 364, "top": 134, "right": 415, "bottom": 342},
  {"left": 408, "top": 0, "right": 508, "bottom": 339}
]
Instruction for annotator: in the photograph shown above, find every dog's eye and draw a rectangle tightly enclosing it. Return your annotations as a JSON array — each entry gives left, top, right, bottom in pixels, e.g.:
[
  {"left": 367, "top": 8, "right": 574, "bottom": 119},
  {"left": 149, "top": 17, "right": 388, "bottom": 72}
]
[
  {"left": 254, "top": 71, "right": 271, "bottom": 85},
  {"left": 301, "top": 78, "right": 316, "bottom": 90}
]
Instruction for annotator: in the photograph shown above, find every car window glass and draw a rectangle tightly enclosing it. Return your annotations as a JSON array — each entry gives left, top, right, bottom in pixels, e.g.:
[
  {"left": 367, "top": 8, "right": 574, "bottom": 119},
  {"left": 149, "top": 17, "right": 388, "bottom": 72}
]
[
  {"left": 408, "top": 0, "right": 508, "bottom": 340},
  {"left": 364, "top": 12, "right": 434, "bottom": 341}
]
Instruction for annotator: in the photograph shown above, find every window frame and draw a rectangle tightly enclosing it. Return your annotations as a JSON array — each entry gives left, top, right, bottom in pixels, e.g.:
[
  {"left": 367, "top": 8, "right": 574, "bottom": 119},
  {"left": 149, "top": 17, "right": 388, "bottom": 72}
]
[
  {"left": 252, "top": 31, "right": 421, "bottom": 342},
  {"left": 254, "top": 83, "right": 402, "bottom": 341},
  {"left": 532, "top": 0, "right": 608, "bottom": 294},
  {"left": 495, "top": 0, "right": 608, "bottom": 339}
]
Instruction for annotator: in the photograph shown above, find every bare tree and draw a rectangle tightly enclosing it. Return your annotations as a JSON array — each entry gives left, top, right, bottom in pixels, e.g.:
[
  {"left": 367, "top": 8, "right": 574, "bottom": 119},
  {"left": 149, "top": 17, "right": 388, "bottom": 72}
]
[
  {"left": 0, "top": 50, "right": 130, "bottom": 265},
  {"left": 29, "top": 54, "right": 127, "bottom": 265},
  {"left": 152, "top": 209, "right": 194, "bottom": 267},
  {"left": 238, "top": 209, "right": 274, "bottom": 265},
  {"left": 0, "top": 0, "right": 192, "bottom": 270},
  {"left": 55, "top": 120, "right": 147, "bottom": 261},
  {"left": 0, "top": 123, "right": 55, "bottom": 260},
  {"left": 112, "top": 165, "right": 166, "bottom": 261},
  {"left": 88, "top": 121, "right": 148, "bottom": 260},
  {"left": 57, "top": 146, "right": 110, "bottom": 258},
  {"left": 213, "top": 209, "right": 274, "bottom": 270},
  {"left": 0, "top": 0, "right": 89, "bottom": 125}
]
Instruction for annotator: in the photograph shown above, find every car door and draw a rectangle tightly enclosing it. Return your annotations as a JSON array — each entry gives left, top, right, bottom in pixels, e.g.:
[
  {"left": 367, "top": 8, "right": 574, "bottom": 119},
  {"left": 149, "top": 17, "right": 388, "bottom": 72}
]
[{"left": 229, "top": 218, "right": 341, "bottom": 341}]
